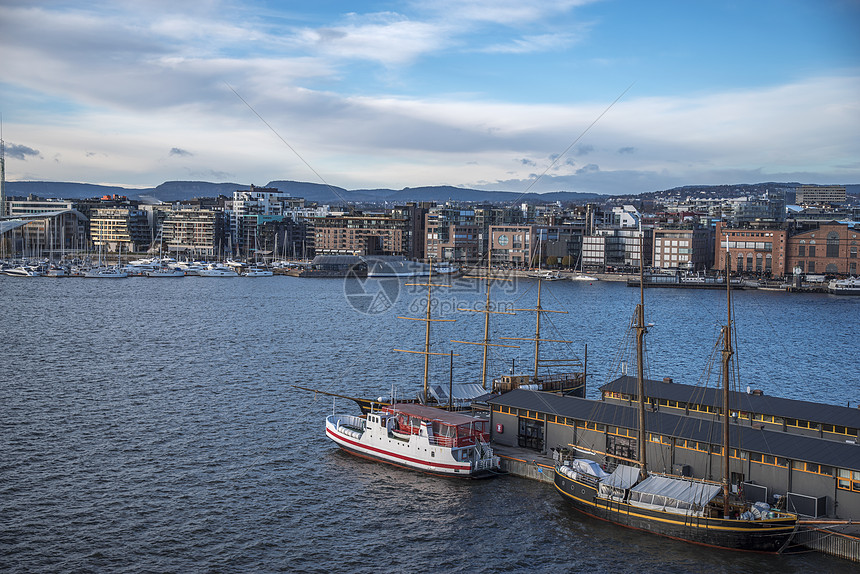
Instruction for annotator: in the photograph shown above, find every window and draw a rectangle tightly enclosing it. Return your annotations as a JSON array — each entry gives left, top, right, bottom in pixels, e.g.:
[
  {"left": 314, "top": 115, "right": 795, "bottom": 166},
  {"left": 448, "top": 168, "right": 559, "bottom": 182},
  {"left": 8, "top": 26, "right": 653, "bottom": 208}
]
[
  {"left": 798, "top": 242, "right": 806, "bottom": 257},
  {"left": 837, "top": 469, "right": 860, "bottom": 492},
  {"left": 827, "top": 232, "right": 840, "bottom": 258},
  {"left": 809, "top": 245, "right": 816, "bottom": 257}
]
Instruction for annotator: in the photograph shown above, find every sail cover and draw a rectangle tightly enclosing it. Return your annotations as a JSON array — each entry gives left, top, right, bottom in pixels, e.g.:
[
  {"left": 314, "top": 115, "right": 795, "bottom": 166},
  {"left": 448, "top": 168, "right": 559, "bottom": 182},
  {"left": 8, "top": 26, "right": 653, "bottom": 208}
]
[
  {"left": 629, "top": 475, "right": 720, "bottom": 514},
  {"left": 429, "top": 383, "right": 489, "bottom": 404},
  {"left": 602, "top": 465, "right": 641, "bottom": 490}
]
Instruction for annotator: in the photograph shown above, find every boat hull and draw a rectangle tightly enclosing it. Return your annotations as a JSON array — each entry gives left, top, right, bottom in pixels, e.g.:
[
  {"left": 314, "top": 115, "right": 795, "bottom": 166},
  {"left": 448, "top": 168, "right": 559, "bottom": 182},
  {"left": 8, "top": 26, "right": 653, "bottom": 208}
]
[
  {"left": 325, "top": 417, "right": 497, "bottom": 479},
  {"left": 554, "top": 469, "right": 796, "bottom": 552}
]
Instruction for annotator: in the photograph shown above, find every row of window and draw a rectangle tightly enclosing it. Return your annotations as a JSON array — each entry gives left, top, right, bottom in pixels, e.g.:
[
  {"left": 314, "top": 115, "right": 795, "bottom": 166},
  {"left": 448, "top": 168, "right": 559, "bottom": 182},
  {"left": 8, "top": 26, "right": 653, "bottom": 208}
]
[
  {"left": 629, "top": 395, "right": 860, "bottom": 437},
  {"left": 493, "top": 404, "right": 858, "bottom": 489}
]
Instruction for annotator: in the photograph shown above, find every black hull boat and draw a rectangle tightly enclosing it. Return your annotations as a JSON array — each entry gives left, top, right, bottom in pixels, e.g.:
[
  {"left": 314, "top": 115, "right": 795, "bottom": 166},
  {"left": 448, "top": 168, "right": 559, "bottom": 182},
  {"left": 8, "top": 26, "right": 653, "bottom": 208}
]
[
  {"left": 552, "top": 232, "right": 798, "bottom": 553},
  {"left": 554, "top": 465, "right": 797, "bottom": 552}
]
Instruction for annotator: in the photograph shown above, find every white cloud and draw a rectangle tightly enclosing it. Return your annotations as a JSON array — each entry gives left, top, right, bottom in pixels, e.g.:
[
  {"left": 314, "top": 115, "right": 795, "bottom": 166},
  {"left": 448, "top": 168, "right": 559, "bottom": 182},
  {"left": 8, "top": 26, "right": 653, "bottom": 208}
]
[
  {"left": 2, "top": 3, "right": 857, "bottom": 194},
  {"left": 293, "top": 13, "right": 445, "bottom": 66}
]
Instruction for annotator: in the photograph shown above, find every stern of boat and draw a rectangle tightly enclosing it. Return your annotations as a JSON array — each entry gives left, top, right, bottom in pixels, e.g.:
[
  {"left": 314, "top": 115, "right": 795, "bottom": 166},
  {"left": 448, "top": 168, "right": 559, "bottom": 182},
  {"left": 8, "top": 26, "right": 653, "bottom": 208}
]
[{"left": 471, "top": 440, "right": 500, "bottom": 474}]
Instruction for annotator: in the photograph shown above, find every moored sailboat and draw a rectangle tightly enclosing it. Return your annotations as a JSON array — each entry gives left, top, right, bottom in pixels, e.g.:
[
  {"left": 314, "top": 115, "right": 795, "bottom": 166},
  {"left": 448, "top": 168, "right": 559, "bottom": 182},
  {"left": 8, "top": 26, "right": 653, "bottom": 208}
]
[{"left": 553, "top": 231, "right": 798, "bottom": 552}]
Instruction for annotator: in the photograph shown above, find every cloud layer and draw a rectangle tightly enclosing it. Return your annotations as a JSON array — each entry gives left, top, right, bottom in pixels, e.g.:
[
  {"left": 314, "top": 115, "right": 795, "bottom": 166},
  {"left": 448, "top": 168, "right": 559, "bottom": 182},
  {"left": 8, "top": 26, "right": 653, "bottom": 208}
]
[{"left": 1, "top": 1, "right": 857, "bottom": 194}]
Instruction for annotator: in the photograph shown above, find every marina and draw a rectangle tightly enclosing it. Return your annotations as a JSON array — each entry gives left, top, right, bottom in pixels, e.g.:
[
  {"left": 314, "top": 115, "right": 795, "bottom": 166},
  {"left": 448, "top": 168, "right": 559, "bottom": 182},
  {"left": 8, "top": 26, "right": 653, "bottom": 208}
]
[{"left": 2, "top": 274, "right": 858, "bottom": 572}]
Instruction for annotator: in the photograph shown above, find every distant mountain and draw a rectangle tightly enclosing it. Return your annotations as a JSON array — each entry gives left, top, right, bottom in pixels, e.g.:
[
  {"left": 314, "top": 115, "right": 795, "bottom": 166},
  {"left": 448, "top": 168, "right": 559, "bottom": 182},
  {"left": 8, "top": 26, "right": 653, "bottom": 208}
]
[
  {"left": 5, "top": 181, "right": 147, "bottom": 200},
  {"left": 5, "top": 179, "right": 856, "bottom": 205},
  {"left": 266, "top": 181, "right": 604, "bottom": 204}
]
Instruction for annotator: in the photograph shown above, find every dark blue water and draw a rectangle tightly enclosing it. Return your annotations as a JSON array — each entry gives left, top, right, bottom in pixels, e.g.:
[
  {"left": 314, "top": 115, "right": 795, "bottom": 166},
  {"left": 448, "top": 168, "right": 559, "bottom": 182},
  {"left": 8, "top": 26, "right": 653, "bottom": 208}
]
[{"left": 2, "top": 275, "right": 857, "bottom": 572}]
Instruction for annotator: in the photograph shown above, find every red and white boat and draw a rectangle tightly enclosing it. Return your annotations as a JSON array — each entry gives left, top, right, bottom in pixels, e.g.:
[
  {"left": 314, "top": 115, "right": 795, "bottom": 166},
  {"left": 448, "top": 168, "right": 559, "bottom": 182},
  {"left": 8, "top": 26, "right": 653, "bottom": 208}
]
[{"left": 325, "top": 403, "right": 500, "bottom": 478}]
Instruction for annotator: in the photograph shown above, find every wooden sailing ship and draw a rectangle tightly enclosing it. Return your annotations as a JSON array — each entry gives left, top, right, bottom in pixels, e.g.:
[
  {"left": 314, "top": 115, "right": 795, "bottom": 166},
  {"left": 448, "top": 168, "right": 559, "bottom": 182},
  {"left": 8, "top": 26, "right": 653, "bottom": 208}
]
[{"left": 553, "top": 233, "right": 799, "bottom": 552}]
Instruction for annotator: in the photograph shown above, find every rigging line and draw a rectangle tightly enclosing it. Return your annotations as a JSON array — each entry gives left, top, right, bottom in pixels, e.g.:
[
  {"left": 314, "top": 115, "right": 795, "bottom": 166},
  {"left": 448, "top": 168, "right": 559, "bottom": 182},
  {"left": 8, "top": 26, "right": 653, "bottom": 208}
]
[
  {"left": 224, "top": 81, "right": 354, "bottom": 211},
  {"left": 509, "top": 81, "right": 635, "bottom": 205}
]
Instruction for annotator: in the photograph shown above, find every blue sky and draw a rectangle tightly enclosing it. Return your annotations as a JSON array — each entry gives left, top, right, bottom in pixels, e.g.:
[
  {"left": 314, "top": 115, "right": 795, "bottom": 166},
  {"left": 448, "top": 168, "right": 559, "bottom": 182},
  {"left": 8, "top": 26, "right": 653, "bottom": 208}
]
[{"left": 1, "top": 0, "right": 858, "bottom": 194}]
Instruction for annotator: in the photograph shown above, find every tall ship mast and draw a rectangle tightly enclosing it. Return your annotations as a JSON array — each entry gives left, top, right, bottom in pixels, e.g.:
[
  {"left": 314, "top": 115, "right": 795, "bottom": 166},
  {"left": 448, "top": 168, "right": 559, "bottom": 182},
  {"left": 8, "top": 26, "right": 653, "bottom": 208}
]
[
  {"left": 497, "top": 276, "right": 586, "bottom": 397},
  {"left": 452, "top": 250, "right": 518, "bottom": 390},
  {"left": 0, "top": 116, "right": 7, "bottom": 218},
  {"left": 394, "top": 265, "right": 457, "bottom": 404}
]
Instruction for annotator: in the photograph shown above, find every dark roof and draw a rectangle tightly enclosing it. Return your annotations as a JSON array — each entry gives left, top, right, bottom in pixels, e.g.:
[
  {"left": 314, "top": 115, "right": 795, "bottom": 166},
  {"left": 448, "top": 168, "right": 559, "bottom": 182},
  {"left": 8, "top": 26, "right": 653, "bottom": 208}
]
[
  {"left": 489, "top": 389, "right": 860, "bottom": 471},
  {"left": 600, "top": 375, "right": 860, "bottom": 430},
  {"left": 387, "top": 403, "right": 486, "bottom": 426}
]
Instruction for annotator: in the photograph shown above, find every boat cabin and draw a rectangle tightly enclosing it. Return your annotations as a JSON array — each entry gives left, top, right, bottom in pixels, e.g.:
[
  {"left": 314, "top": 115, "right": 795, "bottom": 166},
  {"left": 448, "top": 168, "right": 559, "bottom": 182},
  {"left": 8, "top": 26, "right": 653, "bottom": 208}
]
[{"left": 382, "top": 403, "right": 490, "bottom": 448}]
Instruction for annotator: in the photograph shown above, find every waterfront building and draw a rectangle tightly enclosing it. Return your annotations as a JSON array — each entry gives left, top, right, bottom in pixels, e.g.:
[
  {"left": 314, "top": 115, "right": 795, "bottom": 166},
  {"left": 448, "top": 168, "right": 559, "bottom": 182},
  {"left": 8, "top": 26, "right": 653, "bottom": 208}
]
[
  {"left": 785, "top": 222, "right": 860, "bottom": 277},
  {"left": 582, "top": 228, "right": 651, "bottom": 272},
  {"left": 425, "top": 216, "right": 482, "bottom": 264},
  {"left": 161, "top": 208, "right": 229, "bottom": 258},
  {"left": 312, "top": 212, "right": 412, "bottom": 256},
  {"left": 230, "top": 185, "right": 288, "bottom": 255},
  {"left": 652, "top": 224, "right": 712, "bottom": 271},
  {"left": 489, "top": 389, "right": 860, "bottom": 519},
  {"left": 715, "top": 221, "right": 787, "bottom": 277},
  {"left": 0, "top": 209, "right": 89, "bottom": 258},
  {"left": 488, "top": 225, "right": 534, "bottom": 267},
  {"left": 89, "top": 207, "right": 150, "bottom": 253},
  {"left": 391, "top": 203, "right": 429, "bottom": 260},
  {"left": 488, "top": 224, "right": 585, "bottom": 268},
  {"left": 0, "top": 196, "right": 89, "bottom": 257}
]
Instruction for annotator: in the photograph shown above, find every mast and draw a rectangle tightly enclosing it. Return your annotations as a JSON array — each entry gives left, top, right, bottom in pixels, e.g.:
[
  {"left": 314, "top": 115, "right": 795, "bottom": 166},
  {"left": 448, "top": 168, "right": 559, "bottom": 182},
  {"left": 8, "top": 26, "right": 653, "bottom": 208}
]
[
  {"left": 533, "top": 279, "right": 543, "bottom": 378},
  {"left": 635, "top": 225, "right": 648, "bottom": 476},
  {"left": 395, "top": 264, "right": 456, "bottom": 403},
  {"left": 0, "top": 115, "right": 6, "bottom": 218},
  {"left": 502, "top": 278, "right": 570, "bottom": 381},
  {"left": 451, "top": 248, "right": 517, "bottom": 389},
  {"left": 721, "top": 236, "right": 734, "bottom": 516}
]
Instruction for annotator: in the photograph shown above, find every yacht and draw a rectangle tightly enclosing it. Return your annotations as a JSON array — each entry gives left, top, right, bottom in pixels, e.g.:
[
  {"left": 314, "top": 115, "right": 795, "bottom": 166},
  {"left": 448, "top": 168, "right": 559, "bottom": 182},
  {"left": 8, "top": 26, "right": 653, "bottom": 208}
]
[
  {"left": 83, "top": 267, "right": 129, "bottom": 279},
  {"left": 4, "top": 266, "right": 42, "bottom": 277},
  {"left": 242, "top": 267, "right": 274, "bottom": 277},
  {"left": 146, "top": 268, "right": 186, "bottom": 278},
  {"left": 198, "top": 266, "right": 239, "bottom": 277}
]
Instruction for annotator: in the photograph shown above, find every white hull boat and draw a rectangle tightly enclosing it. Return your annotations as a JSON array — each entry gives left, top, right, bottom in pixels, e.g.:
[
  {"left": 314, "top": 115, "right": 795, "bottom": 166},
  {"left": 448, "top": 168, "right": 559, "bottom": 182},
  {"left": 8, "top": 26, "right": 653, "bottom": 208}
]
[
  {"left": 243, "top": 268, "right": 274, "bottom": 277},
  {"left": 146, "top": 269, "right": 186, "bottom": 277},
  {"left": 828, "top": 277, "right": 860, "bottom": 295},
  {"left": 83, "top": 267, "right": 128, "bottom": 278},
  {"left": 325, "top": 403, "right": 500, "bottom": 478}
]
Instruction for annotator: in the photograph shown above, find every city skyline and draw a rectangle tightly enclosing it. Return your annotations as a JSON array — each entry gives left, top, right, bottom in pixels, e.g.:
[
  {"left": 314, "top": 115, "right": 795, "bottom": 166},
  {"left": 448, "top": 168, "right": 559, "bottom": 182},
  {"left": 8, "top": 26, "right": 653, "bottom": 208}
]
[{"left": 1, "top": 1, "right": 858, "bottom": 195}]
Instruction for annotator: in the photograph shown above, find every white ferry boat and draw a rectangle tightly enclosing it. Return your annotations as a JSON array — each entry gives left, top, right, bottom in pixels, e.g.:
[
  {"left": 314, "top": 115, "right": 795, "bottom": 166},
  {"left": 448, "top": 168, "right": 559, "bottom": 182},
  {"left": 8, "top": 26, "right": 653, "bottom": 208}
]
[
  {"left": 325, "top": 403, "right": 500, "bottom": 478},
  {"left": 828, "top": 276, "right": 860, "bottom": 295}
]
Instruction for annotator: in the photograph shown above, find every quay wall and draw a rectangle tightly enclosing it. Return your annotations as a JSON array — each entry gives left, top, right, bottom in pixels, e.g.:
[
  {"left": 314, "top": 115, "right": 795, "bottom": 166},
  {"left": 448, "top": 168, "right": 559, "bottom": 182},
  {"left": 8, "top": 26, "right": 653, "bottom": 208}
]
[
  {"left": 792, "top": 527, "right": 860, "bottom": 562},
  {"left": 498, "top": 454, "right": 555, "bottom": 484}
]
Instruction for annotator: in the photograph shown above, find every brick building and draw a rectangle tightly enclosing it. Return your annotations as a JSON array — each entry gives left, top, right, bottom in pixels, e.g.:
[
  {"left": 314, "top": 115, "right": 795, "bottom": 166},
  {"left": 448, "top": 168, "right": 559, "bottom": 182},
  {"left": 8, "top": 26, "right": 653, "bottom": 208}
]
[
  {"left": 715, "top": 222, "right": 787, "bottom": 276},
  {"left": 785, "top": 222, "right": 859, "bottom": 276}
]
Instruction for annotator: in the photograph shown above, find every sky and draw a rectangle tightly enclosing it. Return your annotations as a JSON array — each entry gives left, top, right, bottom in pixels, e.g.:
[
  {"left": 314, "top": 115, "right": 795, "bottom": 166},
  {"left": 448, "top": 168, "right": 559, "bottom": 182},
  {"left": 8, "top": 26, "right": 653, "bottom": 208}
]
[{"left": 0, "top": 0, "right": 858, "bottom": 195}]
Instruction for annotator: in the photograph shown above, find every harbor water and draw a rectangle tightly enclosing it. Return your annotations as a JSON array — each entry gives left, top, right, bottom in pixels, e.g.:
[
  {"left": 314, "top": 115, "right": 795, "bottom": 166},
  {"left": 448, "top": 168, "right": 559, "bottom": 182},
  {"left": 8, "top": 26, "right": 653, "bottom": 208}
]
[{"left": 2, "top": 275, "right": 858, "bottom": 573}]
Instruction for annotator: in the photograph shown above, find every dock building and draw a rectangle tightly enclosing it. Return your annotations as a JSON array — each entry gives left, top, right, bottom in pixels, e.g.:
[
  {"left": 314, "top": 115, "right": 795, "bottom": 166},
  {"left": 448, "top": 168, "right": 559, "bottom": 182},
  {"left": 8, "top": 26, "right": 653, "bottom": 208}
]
[{"left": 488, "top": 388, "right": 860, "bottom": 519}]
